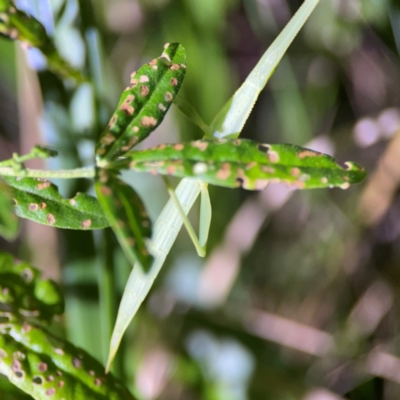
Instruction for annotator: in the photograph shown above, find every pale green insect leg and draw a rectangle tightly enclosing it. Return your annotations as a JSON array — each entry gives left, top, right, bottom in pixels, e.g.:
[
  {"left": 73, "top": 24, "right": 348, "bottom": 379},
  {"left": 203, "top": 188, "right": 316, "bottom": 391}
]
[
  {"left": 161, "top": 176, "right": 206, "bottom": 257},
  {"left": 199, "top": 182, "right": 211, "bottom": 249}
]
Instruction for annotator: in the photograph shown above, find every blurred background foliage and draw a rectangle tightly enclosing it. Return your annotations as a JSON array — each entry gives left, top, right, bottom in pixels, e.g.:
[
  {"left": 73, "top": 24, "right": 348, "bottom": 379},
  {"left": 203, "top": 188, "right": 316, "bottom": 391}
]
[{"left": 1, "top": 0, "right": 400, "bottom": 399}]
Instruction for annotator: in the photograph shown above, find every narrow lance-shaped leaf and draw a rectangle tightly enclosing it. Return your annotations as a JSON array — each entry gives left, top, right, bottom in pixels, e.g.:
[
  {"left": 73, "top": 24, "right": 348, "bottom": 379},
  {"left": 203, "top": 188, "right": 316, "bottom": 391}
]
[
  {"left": 95, "top": 43, "right": 186, "bottom": 162},
  {"left": 95, "top": 171, "right": 153, "bottom": 271},
  {"left": 3, "top": 177, "right": 110, "bottom": 230},
  {"left": 0, "top": 182, "right": 19, "bottom": 240},
  {"left": 114, "top": 139, "right": 366, "bottom": 190},
  {"left": 0, "top": 313, "right": 135, "bottom": 400}
]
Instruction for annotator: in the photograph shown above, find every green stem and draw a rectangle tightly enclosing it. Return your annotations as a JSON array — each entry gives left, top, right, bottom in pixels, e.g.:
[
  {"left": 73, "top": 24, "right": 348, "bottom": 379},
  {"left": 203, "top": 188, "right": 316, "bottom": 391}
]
[{"left": 0, "top": 166, "right": 95, "bottom": 179}]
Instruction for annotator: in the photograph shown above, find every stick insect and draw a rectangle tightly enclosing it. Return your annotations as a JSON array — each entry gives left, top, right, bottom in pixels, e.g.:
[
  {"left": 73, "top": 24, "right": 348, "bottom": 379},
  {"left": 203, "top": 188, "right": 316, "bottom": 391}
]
[{"left": 103, "top": 0, "right": 353, "bottom": 371}]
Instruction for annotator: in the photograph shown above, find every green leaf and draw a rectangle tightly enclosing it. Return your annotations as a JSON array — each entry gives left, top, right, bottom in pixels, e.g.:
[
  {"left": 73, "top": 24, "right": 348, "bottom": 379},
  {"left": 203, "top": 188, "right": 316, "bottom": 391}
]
[
  {"left": 95, "top": 43, "right": 186, "bottom": 162},
  {"left": 0, "top": 182, "right": 19, "bottom": 240},
  {"left": 0, "top": 251, "right": 63, "bottom": 320},
  {"left": 0, "top": 313, "right": 135, "bottom": 400},
  {"left": 95, "top": 172, "right": 153, "bottom": 271},
  {"left": 116, "top": 139, "right": 366, "bottom": 190},
  {"left": 3, "top": 177, "right": 110, "bottom": 230}
]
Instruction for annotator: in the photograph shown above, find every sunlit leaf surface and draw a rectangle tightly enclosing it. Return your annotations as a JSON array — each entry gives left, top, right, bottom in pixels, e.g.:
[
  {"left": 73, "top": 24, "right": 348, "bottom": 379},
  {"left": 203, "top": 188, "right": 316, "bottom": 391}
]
[{"left": 117, "top": 139, "right": 366, "bottom": 190}]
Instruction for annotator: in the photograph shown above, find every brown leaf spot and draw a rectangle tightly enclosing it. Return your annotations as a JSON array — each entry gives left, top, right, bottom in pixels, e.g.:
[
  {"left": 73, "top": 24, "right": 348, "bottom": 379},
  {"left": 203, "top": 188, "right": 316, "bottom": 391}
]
[
  {"left": 72, "top": 357, "right": 82, "bottom": 368},
  {"left": 152, "top": 65, "right": 158, "bottom": 70},
  {"left": 108, "top": 115, "right": 118, "bottom": 129},
  {"left": 130, "top": 71, "right": 136, "bottom": 78},
  {"left": 45, "top": 388, "right": 56, "bottom": 396},
  {"left": 100, "top": 186, "right": 112, "bottom": 196},
  {"left": 69, "top": 199, "right": 77, "bottom": 206},
  {"left": 233, "top": 139, "right": 242, "bottom": 146},
  {"left": 167, "top": 165, "right": 177, "bottom": 174},
  {"left": 37, "top": 181, "right": 51, "bottom": 190},
  {"left": 121, "top": 136, "right": 140, "bottom": 152},
  {"left": 192, "top": 141, "right": 209, "bottom": 151},
  {"left": 267, "top": 151, "right": 280, "bottom": 163},
  {"left": 47, "top": 375, "right": 54, "bottom": 381},
  {"left": 170, "top": 64, "right": 180, "bottom": 70},
  {"left": 81, "top": 219, "right": 92, "bottom": 228},
  {"left": 38, "top": 362, "right": 48, "bottom": 372},
  {"left": 97, "top": 148, "right": 106, "bottom": 155},
  {"left": 170, "top": 78, "right": 178, "bottom": 86},
  {"left": 89, "top": 370, "right": 95, "bottom": 376},
  {"left": 148, "top": 59, "right": 157, "bottom": 66},
  {"left": 11, "top": 359, "right": 21, "bottom": 371},
  {"left": 95, "top": 378, "right": 102, "bottom": 386},
  {"left": 58, "top": 381, "right": 65, "bottom": 388},
  {"left": 0, "top": 349, "right": 7, "bottom": 358},
  {"left": 298, "top": 149, "right": 319, "bottom": 159},
  {"left": 22, "top": 324, "right": 31, "bottom": 333},
  {"left": 216, "top": 163, "right": 231, "bottom": 180},
  {"left": 321, "top": 177, "right": 328, "bottom": 184},
  {"left": 261, "top": 166, "right": 275, "bottom": 174},
  {"left": 158, "top": 103, "right": 167, "bottom": 112},
  {"left": 116, "top": 220, "right": 125, "bottom": 229},
  {"left": 139, "top": 75, "right": 150, "bottom": 83},
  {"left": 140, "top": 85, "right": 150, "bottom": 96},
  {"left": 141, "top": 116, "right": 157, "bottom": 127},
  {"left": 180, "top": 63, "right": 187, "bottom": 69},
  {"left": 46, "top": 214, "right": 56, "bottom": 225},
  {"left": 55, "top": 348, "right": 64, "bottom": 355},
  {"left": 101, "top": 132, "right": 116, "bottom": 145},
  {"left": 246, "top": 162, "right": 257, "bottom": 169},
  {"left": 133, "top": 126, "right": 139, "bottom": 133},
  {"left": 130, "top": 79, "right": 138, "bottom": 87},
  {"left": 174, "top": 143, "right": 184, "bottom": 151},
  {"left": 164, "top": 92, "right": 173, "bottom": 102},
  {"left": 291, "top": 167, "right": 301, "bottom": 177},
  {"left": 40, "top": 202, "right": 47, "bottom": 209},
  {"left": 29, "top": 203, "right": 39, "bottom": 211}
]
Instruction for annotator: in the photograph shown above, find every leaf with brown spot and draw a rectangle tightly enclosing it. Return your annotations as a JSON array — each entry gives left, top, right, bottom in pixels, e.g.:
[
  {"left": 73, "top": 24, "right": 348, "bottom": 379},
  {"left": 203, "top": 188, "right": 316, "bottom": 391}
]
[
  {"left": 95, "top": 43, "right": 186, "bottom": 161},
  {"left": 114, "top": 139, "right": 366, "bottom": 190},
  {"left": 95, "top": 172, "right": 153, "bottom": 271},
  {"left": 3, "top": 177, "right": 109, "bottom": 229},
  {"left": 0, "top": 181, "right": 19, "bottom": 240}
]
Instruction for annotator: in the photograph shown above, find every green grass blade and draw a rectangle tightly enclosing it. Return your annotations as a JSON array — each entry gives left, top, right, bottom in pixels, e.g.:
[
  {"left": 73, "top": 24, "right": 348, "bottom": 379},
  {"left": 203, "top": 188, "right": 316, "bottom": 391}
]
[
  {"left": 107, "top": 0, "right": 321, "bottom": 370},
  {"left": 3, "top": 177, "right": 109, "bottom": 230},
  {"left": 95, "top": 172, "right": 153, "bottom": 271},
  {"left": 96, "top": 43, "right": 186, "bottom": 162},
  {"left": 209, "top": 0, "right": 320, "bottom": 138},
  {"left": 199, "top": 183, "right": 211, "bottom": 249},
  {"left": 119, "top": 139, "right": 366, "bottom": 190},
  {"left": 106, "top": 178, "right": 200, "bottom": 372}
]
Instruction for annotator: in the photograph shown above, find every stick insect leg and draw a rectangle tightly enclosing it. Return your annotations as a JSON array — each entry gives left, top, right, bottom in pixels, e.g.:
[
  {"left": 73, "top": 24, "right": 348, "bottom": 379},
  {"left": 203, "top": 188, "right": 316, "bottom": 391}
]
[{"left": 161, "top": 176, "right": 207, "bottom": 257}]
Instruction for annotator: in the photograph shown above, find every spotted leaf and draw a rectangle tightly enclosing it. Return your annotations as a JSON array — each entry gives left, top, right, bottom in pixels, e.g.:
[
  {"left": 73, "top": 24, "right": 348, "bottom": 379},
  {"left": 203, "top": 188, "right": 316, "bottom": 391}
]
[
  {"left": 95, "top": 172, "right": 153, "bottom": 271},
  {"left": 0, "top": 313, "right": 135, "bottom": 400},
  {"left": 0, "top": 182, "right": 19, "bottom": 240},
  {"left": 0, "top": 251, "right": 63, "bottom": 320},
  {"left": 95, "top": 43, "right": 186, "bottom": 162},
  {"left": 115, "top": 139, "right": 366, "bottom": 190},
  {"left": 3, "top": 177, "right": 109, "bottom": 229}
]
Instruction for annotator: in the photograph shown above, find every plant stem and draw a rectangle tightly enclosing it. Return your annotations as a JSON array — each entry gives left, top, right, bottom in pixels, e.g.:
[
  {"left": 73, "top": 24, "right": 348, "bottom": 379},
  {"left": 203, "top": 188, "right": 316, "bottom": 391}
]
[{"left": 0, "top": 166, "right": 95, "bottom": 179}]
